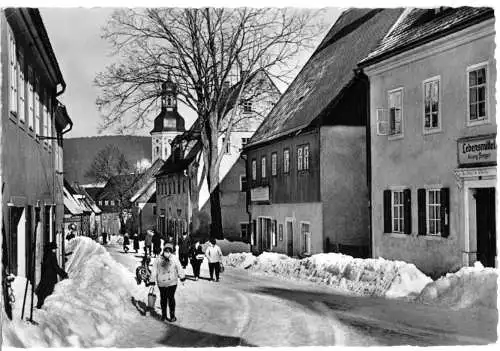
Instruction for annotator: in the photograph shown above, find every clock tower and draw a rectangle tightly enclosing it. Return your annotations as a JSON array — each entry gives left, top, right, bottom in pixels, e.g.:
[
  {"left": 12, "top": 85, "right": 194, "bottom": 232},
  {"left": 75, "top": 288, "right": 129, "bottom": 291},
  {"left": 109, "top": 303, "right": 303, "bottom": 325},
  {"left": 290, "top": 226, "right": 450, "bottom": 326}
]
[{"left": 150, "top": 73, "right": 185, "bottom": 162}]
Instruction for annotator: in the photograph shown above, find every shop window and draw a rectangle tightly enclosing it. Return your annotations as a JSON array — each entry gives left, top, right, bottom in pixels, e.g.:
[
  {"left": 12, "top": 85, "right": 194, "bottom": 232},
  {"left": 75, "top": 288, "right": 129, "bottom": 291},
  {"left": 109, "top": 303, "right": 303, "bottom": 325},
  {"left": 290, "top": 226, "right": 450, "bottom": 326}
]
[
  {"left": 467, "top": 63, "right": 488, "bottom": 125},
  {"left": 423, "top": 77, "right": 440, "bottom": 132},
  {"left": 383, "top": 189, "right": 411, "bottom": 234}
]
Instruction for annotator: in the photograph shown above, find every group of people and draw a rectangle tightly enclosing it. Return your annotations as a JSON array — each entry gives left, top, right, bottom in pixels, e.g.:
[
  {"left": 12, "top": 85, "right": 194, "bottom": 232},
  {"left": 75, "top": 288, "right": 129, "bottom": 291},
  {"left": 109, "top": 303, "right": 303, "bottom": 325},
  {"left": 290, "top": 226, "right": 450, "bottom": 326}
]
[{"left": 123, "top": 230, "right": 164, "bottom": 256}]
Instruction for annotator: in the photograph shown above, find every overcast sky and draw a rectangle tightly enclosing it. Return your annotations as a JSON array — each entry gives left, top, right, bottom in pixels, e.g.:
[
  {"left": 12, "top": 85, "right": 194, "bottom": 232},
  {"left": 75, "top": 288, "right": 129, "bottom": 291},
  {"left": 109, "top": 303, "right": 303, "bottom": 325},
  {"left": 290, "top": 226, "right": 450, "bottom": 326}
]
[{"left": 39, "top": 7, "right": 342, "bottom": 138}]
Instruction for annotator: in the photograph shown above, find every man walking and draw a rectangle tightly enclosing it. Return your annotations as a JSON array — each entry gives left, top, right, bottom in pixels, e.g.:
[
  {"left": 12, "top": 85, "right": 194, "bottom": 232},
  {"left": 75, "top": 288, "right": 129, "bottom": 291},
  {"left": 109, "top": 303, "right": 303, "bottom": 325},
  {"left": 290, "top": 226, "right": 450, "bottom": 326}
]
[{"left": 151, "top": 243, "right": 185, "bottom": 322}]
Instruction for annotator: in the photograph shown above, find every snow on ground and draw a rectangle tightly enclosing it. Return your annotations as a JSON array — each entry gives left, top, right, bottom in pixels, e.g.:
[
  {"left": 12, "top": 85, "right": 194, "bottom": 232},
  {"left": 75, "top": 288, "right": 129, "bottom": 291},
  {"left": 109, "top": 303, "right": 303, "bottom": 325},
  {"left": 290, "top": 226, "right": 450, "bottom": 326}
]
[
  {"left": 416, "top": 262, "right": 498, "bottom": 310},
  {"left": 2, "top": 237, "right": 142, "bottom": 347},
  {"left": 224, "top": 252, "right": 432, "bottom": 300},
  {"left": 216, "top": 239, "right": 250, "bottom": 255}
]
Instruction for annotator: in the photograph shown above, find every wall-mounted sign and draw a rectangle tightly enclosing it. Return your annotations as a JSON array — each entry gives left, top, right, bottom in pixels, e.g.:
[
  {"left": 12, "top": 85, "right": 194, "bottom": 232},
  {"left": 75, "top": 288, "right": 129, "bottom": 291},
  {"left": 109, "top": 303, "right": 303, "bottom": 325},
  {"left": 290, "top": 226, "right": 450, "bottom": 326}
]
[
  {"left": 458, "top": 135, "right": 496, "bottom": 166},
  {"left": 251, "top": 186, "right": 270, "bottom": 202}
]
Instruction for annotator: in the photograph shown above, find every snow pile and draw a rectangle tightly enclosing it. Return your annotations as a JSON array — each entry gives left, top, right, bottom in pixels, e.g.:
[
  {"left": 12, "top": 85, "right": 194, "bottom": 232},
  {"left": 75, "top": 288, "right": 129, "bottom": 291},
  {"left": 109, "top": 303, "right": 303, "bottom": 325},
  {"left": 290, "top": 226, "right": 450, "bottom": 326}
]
[
  {"left": 2, "top": 237, "right": 139, "bottom": 347},
  {"left": 224, "top": 252, "right": 432, "bottom": 299},
  {"left": 107, "top": 234, "right": 123, "bottom": 245},
  {"left": 416, "top": 262, "right": 498, "bottom": 310},
  {"left": 216, "top": 239, "right": 250, "bottom": 255},
  {"left": 225, "top": 252, "right": 257, "bottom": 269}
]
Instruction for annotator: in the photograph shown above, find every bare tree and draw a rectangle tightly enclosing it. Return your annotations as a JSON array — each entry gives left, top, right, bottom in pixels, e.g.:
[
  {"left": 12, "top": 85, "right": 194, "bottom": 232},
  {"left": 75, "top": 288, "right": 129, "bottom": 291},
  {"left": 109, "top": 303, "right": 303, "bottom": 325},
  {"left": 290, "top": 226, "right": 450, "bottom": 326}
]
[
  {"left": 85, "top": 144, "right": 133, "bottom": 184},
  {"left": 96, "top": 8, "right": 326, "bottom": 238}
]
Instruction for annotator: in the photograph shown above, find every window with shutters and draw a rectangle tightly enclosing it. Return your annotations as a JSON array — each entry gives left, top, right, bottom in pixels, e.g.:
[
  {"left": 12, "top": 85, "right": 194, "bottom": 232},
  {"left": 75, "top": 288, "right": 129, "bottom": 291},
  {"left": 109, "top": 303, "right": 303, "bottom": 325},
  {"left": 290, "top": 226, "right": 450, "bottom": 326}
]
[
  {"left": 9, "top": 28, "right": 18, "bottom": 116},
  {"left": 388, "top": 88, "right": 403, "bottom": 137},
  {"left": 28, "top": 66, "right": 34, "bottom": 130},
  {"left": 392, "top": 190, "right": 404, "bottom": 233},
  {"left": 283, "top": 148, "right": 290, "bottom": 174},
  {"left": 427, "top": 189, "right": 441, "bottom": 235},
  {"left": 252, "top": 159, "right": 257, "bottom": 180},
  {"left": 271, "top": 152, "right": 277, "bottom": 176},
  {"left": 18, "top": 51, "right": 26, "bottom": 124},
  {"left": 423, "top": 77, "right": 441, "bottom": 133},
  {"left": 467, "top": 63, "right": 489, "bottom": 125}
]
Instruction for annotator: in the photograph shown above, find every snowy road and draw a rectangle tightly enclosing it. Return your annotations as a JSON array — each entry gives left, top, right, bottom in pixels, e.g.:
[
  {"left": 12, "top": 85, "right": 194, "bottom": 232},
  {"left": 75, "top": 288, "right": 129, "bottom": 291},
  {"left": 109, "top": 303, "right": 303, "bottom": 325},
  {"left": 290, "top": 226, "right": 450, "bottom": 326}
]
[{"left": 107, "top": 244, "right": 497, "bottom": 347}]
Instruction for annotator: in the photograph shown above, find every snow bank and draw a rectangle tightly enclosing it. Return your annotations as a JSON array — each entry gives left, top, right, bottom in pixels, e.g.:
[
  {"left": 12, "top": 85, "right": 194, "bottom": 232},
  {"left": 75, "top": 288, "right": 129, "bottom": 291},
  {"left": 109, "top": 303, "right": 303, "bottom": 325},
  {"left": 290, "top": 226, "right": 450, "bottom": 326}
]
[
  {"left": 416, "top": 262, "right": 498, "bottom": 310},
  {"left": 224, "top": 252, "right": 432, "bottom": 299},
  {"left": 108, "top": 234, "right": 123, "bottom": 245},
  {"left": 216, "top": 239, "right": 250, "bottom": 255},
  {"left": 2, "top": 237, "right": 139, "bottom": 347}
]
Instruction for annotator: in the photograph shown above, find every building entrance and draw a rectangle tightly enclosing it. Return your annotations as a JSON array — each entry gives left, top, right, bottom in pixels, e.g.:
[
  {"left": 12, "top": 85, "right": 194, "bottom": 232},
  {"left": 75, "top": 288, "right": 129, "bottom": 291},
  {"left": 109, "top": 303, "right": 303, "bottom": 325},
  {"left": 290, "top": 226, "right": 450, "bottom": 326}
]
[{"left": 475, "top": 188, "right": 496, "bottom": 267}]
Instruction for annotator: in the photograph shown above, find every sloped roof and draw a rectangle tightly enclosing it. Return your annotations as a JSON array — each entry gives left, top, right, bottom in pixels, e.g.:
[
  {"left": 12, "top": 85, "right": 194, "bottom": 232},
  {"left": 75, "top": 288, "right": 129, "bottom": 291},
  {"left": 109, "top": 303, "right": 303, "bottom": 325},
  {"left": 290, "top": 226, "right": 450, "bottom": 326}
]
[
  {"left": 130, "top": 159, "right": 165, "bottom": 202},
  {"left": 359, "top": 7, "right": 494, "bottom": 66},
  {"left": 98, "top": 174, "right": 141, "bottom": 200},
  {"left": 246, "top": 8, "right": 405, "bottom": 147}
]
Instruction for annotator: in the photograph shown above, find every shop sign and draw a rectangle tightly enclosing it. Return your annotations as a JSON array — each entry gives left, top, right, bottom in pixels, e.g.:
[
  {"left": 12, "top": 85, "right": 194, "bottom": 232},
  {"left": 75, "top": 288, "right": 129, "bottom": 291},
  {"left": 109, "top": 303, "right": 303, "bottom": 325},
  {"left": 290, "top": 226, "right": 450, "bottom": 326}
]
[
  {"left": 458, "top": 136, "right": 496, "bottom": 166},
  {"left": 251, "top": 186, "right": 270, "bottom": 202}
]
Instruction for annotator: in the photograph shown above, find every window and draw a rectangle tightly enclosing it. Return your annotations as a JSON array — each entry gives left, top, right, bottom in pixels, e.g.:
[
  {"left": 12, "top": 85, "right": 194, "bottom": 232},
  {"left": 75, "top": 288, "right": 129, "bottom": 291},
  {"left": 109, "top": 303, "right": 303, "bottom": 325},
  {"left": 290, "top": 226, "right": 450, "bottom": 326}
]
[
  {"left": 243, "top": 100, "right": 252, "bottom": 113},
  {"left": 104, "top": 200, "right": 109, "bottom": 206},
  {"left": 297, "top": 146, "right": 303, "bottom": 171},
  {"left": 240, "top": 174, "right": 247, "bottom": 192},
  {"left": 18, "top": 51, "right": 25, "bottom": 124},
  {"left": 28, "top": 66, "right": 34, "bottom": 130},
  {"left": 153, "top": 206, "right": 157, "bottom": 216},
  {"left": 418, "top": 188, "right": 449, "bottom": 237},
  {"left": 252, "top": 159, "right": 257, "bottom": 180},
  {"left": 301, "top": 222, "right": 311, "bottom": 254},
  {"left": 272, "top": 220, "right": 277, "bottom": 247},
  {"left": 271, "top": 152, "right": 277, "bottom": 176},
  {"left": 468, "top": 63, "right": 488, "bottom": 124},
  {"left": 9, "top": 29, "right": 18, "bottom": 115},
  {"left": 427, "top": 189, "right": 441, "bottom": 235},
  {"left": 283, "top": 149, "right": 290, "bottom": 174},
  {"left": 110, "top": 200, "right": 115, "bottom": 206},
  {"left": 241, "top": 138, "right": 249, "bottom": 147},
  {"left": 261, "top": 156, "right": 267, "bottom": 179},
  {"left": 222, "top": 137, "right": 230, "bottom": 154},
  {"left": 34, "top": 76, "right": 40, "bottom": 136},
  {"left": 423, "top": 77, "right": 440, "bottom": 132},
  {"left": 43, "top": 90, "right": 49, "bottom": 139},
  {"left": 240, "top": 223, "right": 250, "bottom": 240},
  {"left": 392, "top": 191, "right": 404, "bottom": 233},
  {"left": 388, "top": 89, "right": 403, "bottom": 136},
  {"left": 303, "top": 145, "right": 309, "bottom": 170}
]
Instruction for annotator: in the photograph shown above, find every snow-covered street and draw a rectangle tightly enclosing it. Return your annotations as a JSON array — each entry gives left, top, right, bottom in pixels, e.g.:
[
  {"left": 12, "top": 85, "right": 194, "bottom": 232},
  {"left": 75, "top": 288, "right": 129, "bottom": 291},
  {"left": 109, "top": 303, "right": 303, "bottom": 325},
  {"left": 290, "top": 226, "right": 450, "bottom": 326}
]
[{"left": 107, "top": 243, "right": 497, "bottom": 347}]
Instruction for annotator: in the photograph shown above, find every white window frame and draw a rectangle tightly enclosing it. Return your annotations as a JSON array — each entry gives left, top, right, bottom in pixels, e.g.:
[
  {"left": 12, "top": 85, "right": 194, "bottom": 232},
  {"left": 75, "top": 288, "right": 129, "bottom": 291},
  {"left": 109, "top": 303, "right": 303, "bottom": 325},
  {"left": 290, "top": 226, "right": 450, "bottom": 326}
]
[
  {"left": 34, "top": 75, "right": 41, "bottom": 137},
  {"left": 239, "top": 174, "right": 247, "bottom": 191},
  {"left": 391, "top": 189, "right": 405, "bottom": 234},
  {"left": 388, "top": 87, "right": 404, "bottom": 140},
  {"left": 9, "top": 28, "right": 18, "bottom": 116},
  {"left": 110, "top": 200, "right": 115, "bottom": 206},
  {"left": 283, "top": 149, "right": 290, "bottom": 174},
  {"left": 425, "top": 186, "right": 442, "bottom": 236},
  {"left": 271, "top": 152, "right": 277, "bottom": 176},
  {"left": 303, "top": 145, "right": 310, "bottom": 170},
  {"left": 18, "top": 50, "right": 26, "bottom": 124},
  {"left": 261, "top": 156, "right": 267, "bottom": 179},
  {"left": 466, "top": 62, "right": 489, "bottom": 127},
  {"left": 300, "top": 221, "right": 311, "bottom": 255},
  {"left": 252, "top": 159, "right": 257, "bottom": 180},
  {"left": 297, "top": 146, "right": 303, "bottom": 171},
  {"left": 104, "top": 200, "right": 109, "bottom": 206},
  {"left": 422, "top": 76, "right": 442, "bottom": 134}
]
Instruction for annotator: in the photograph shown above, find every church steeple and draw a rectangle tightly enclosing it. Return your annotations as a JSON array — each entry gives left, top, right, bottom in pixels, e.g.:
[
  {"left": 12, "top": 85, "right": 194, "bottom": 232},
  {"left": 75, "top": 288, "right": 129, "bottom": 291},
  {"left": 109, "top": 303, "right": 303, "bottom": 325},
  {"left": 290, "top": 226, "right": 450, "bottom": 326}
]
[{"left": 162, "top": 71, "right": 177, "bottom": 111}]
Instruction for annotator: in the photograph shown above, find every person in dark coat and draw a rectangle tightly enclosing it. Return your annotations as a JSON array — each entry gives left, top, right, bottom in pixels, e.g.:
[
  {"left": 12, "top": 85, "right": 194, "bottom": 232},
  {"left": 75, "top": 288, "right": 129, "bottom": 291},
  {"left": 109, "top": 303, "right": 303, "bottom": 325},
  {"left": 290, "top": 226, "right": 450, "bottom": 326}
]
[
  {"left": 189, "top": 240, "right": 204, "bottom": 280},
  {"left": 36, "top": 242, "right": 68, "bottom": 309},
  {"left": 123, "top": 233, "right": 130, "bottom": 253},
  {"left": 178, "top": 232, "right": 191, "bottom": 269},
  {"left": 132, "top": 233, "right": 140, "bottom": 253},
  {"left": 152, "top": 231, "right": 162, "bottom": 257},
  {"left": 102, "top": 232, "right": 108, "bottom": 245}
]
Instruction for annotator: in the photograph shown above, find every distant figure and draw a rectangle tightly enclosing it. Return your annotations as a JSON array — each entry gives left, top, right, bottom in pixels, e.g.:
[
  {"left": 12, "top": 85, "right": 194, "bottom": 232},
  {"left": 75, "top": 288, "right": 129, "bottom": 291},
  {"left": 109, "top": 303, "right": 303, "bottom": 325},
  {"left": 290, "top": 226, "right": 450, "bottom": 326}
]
[
  {"left": 36, "top": 242, "right": 68, "bottom": 308},
  {"left": 132, "top": 233, "right": 140, "bottom": 253},
  {"left": 102, "top": 232, "right": 108, "bottom": 245},
  {"left": 123, "top": 233, "right": 130, "bottom": 253},
  {"left": 65, "top": 224, "right": 76, "bottom": 241},
  {"left": 144, "top": 230, "right": 153, "bottom": 256},
  {"left": 205, "top": 238, "right": 222, "bottom": 282},
  {"left": 189, "top": 240, "right": 204, "bottom": 280},
  {"left": 151, "top": 243, "right": 185, "bottom": 322},
  {"left": 152, "top": 231, "right": 162, "bottom": 257},
  {"left": 135, "top": 253, "right": 152, "bottom": 286},
  {"left": 178, "top": 232, "right": 191, "bottom": 269}
]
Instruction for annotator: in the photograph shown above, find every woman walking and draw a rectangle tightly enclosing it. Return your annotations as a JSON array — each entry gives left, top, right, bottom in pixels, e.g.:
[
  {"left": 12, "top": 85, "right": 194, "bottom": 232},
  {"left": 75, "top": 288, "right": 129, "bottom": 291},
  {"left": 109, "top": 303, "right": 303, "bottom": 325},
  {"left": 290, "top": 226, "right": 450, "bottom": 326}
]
[
  {"left": 205, "top": 238, "right": 223, "bottom": 282},
  {"left": 189, "top": 240, "right": 204, "bottom": 280},
  {"left": 151, "top": 243, "right": 185, "bottom": 322},
  {"left": 152, "top": 231, "right": 162, "bottom": 257}
]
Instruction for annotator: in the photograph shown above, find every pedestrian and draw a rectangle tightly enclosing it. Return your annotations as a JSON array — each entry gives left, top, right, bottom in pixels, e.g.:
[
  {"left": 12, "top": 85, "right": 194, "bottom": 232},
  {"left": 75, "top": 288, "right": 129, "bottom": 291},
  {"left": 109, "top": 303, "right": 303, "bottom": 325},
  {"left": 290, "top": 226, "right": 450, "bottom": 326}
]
[
  {"left": 102, "top": 231, "right": 108, "bottom": 245},
  {"left": 132, "top": 232, "right": 140, "bottom": 253},
  {"left": 123, "top": 233, "right": 130, "bottom": 253},
  {"left": 189, "top": 240, "right": 204, "bottom": 280},
  {"left": 178, "top": 232, "right": 191, "bottom": 269},
  {"left": 144, "top": 230, "right": 153, "bottom": 256},
  {"left": 35, "top": 242, "right": 68, "bottom": 308},
  {"left": 152, "top": 231, "right": 161, "bottom": 257},
  {"left": 150, "top": 243, "right": 185, "bottom": 322},
  {"left": 205, "top": 238, "right": 223, "bottom": 282},
  {"left": 65, "top": 224, "right": 76, "bottom": 241}
]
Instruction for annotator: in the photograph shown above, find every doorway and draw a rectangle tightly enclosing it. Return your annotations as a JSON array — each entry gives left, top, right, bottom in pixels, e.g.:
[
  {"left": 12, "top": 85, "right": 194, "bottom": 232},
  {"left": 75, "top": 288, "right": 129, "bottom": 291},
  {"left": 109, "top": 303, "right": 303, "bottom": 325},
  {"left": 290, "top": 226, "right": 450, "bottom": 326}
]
[{"left": 475, "top": 188, "right": 496, "bottom": 267}]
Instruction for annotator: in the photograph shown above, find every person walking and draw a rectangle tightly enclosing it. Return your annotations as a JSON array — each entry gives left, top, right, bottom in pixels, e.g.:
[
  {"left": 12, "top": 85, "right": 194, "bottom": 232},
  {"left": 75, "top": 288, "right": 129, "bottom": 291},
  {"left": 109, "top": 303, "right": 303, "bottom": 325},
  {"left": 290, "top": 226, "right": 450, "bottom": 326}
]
[
  {"left": 123, "top": 233, "right": 130, "bottom": 253},
  {"left": 178, "top": 232, "right": 191, "bottom": 269},
  {"left": 152, "top": 231, "right": 162, "bottom": 257},
  {"left": 35, "top": 242, "right": 68, "bottom": 308},
  {"left": 205, "top": 238, "right": 223, "bottom": 282},
  {"left": 132, "top": 232, "right": 140, "bottom": 253},
  {"left": 144, "top": 230, "right": 153, "bottom": 256},
  {"left": 101, "top": 231, "right": 108, "bottom": 245},
  {"left": 189, "top": 240, "right": 204, "bottom": 280},
  {"left": 151, "top": 243, "right": 185, "bottom": 322}
]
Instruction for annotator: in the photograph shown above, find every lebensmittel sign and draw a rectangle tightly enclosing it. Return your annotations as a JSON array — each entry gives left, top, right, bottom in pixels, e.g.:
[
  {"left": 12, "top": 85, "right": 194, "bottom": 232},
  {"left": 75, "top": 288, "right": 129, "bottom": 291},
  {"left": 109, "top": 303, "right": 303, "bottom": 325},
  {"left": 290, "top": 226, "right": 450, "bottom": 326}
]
[{"left": 458, "top": 136, "right": 497, "bottom": 165}]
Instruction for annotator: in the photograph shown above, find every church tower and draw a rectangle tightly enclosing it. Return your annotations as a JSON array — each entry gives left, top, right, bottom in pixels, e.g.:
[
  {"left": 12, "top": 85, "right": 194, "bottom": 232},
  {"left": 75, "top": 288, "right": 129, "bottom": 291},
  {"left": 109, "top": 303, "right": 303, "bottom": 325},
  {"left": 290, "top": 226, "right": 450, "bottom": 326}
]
[{"left": 150, "top": 73, "right": 185, "bottom": 162}]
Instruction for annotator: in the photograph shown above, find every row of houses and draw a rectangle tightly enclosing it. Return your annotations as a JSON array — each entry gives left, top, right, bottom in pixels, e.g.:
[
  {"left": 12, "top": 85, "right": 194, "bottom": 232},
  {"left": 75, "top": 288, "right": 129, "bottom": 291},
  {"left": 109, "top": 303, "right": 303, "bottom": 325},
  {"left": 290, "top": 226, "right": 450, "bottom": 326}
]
[{"left": 242, "top": 7, "right": 496, "bottom": 277}]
